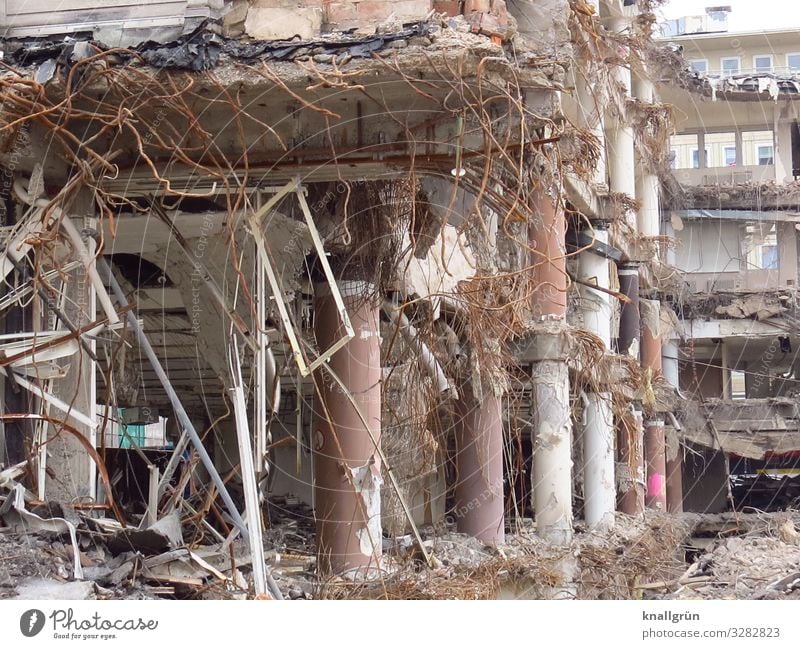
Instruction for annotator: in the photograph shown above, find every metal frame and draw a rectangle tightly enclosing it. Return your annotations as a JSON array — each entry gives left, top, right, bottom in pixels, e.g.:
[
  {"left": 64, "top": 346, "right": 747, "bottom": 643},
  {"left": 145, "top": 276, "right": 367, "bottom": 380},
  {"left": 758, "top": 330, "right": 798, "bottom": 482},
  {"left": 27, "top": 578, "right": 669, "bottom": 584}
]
[{"left": 246, "top": 177, "right": 354, "bottom": 377}]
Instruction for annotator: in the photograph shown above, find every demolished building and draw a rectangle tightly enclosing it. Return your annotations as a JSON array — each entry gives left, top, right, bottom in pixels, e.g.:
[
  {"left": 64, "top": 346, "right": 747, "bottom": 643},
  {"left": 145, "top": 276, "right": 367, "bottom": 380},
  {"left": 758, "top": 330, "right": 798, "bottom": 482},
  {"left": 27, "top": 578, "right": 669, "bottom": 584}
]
[
  {"left": 0, "top": 0, "right": 798, "bottom": 601},
  {"left": 656, "top": 10, "right": 800, "bottom": 516}
]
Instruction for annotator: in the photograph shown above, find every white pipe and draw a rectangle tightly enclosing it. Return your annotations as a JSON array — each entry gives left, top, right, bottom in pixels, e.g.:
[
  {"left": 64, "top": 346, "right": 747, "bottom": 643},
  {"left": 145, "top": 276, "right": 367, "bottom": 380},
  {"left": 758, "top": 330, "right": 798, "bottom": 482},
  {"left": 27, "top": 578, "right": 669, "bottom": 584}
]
[
  {"left": 228, "top": 334, "right": 268, "bottom": 598},
  {"left": 7, "top": 370, "right": 95, "bottom": 430},
  {"left": 382, "top": 301, "right": 452, "bottom": 396},
  {"left": 59, "top": 213, "right": 120, "bottom": 326},
  {"left": 11, "top": 180, "right": 118, "bottom": 326}
]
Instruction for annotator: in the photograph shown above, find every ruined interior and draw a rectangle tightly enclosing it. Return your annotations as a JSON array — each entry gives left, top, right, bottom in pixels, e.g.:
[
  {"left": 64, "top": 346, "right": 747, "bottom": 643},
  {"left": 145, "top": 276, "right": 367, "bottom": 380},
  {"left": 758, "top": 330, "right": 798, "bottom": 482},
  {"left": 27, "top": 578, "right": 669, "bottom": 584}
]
[{"left": 0, "top": 0, "right": 799, "bottom": 602}]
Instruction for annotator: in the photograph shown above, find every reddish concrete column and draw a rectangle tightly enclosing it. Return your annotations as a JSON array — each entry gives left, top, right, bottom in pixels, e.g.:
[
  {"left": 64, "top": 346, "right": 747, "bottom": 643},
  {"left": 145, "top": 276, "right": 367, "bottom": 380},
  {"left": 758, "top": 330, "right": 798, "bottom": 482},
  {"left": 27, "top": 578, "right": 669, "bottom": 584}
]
[
  {"left": 617, "top": 405, "right": 645, "bottom": 514},
  {"left": 312, "top": 280, "right": 382, "bottom": 576},
  {"left": 453, "top": 388, "right": 505, "bottom": 544},
  {"left": 616, "top": 263, "right": 645, "bottom": 515},
  {"left": 529, "top": 190, "right": 567, "bottom": 319},
  {"left": 641, "top": 298, "right": 666, "bottom": 511},
  {"left": 666, "top": 447, "right": 684, "bottom": 513},
  {"left": 644, "top": 418, "right": 667, "bottom": 510},
  {"left": 616, "top": 264, "right": 640, "bottom": 357}
]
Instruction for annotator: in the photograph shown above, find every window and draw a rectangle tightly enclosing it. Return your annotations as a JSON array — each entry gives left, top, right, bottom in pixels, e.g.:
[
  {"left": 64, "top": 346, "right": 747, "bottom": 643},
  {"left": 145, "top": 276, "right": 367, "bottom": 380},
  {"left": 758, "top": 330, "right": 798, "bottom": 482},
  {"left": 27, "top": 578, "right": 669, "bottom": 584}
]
[
  {"left": 788, "top": 53, "right": 800, "bottom": 73},
  {"left": 742, "top": 130, "right": 774, "bottom": 165},
  {"left": 704, "top": 132, "right": 736, "bottom": 168},
  {"left": 757, "top": 144, "right": 774, "bottom": 165},
  {"left": 691, "top": 147, "right": 711, "bottom": 169},
  {"left": 690, "top": 59, "right": 708, "bottom": 74},
  {"left": 731, "top": 370, "right": 746, "bottom": 400},
  {"left": 669, "top": 133, "right": 700, "bottom": 170},
  {"left": 721, "top": 56, "right": 740, "bottom": 77},
  {"left": 742, "top": 222, "right": 779, "bottom": 270},
  {"left": 754, "top": 54, "right": 773, "bottom": 73}
]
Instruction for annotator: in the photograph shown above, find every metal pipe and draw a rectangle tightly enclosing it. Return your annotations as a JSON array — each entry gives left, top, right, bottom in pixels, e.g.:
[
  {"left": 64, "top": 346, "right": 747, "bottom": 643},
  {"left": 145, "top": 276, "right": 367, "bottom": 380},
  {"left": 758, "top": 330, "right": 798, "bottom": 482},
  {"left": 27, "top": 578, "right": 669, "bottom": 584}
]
[
  {"left": 228, "top": 334, "right": 269, "bottom": 598},
  {"left": 382, "top": 300, "right": 452, "bottom": 396},
  {"left": 59, "top": 213, "right": 120, "bottom": 326},
  {"left": 453, "top": 387, "right": 505, "bottom": 544},
  {"left": 313, "top": 280, "right": 383, "bottom": 576}
]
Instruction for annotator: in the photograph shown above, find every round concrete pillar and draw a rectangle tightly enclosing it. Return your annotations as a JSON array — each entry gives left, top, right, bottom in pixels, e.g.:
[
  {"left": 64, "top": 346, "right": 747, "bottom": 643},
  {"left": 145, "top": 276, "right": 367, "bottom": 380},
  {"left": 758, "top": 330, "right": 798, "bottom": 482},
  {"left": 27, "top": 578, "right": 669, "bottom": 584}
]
[
  {"left": 312, "top": 280, "right": 382, "bottom": 576},
  {"left": 453, "top": 389, "right": 505, "bottom": 544}
]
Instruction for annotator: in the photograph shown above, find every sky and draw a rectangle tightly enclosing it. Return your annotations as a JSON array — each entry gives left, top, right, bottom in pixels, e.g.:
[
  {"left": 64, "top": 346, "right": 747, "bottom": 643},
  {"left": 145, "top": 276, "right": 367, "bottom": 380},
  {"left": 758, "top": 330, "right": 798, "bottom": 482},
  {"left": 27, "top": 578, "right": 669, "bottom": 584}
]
[{"left": 659, "top": 0, "right": 800, "bottom": 32}]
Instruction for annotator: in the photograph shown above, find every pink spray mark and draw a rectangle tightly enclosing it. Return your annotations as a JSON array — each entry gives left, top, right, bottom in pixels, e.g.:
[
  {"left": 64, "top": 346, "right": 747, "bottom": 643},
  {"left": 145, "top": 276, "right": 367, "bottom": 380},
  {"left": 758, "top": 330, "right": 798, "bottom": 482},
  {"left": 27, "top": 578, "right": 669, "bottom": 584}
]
[{"left": 647, "top": 473, "right": 665, "bottom": 498}]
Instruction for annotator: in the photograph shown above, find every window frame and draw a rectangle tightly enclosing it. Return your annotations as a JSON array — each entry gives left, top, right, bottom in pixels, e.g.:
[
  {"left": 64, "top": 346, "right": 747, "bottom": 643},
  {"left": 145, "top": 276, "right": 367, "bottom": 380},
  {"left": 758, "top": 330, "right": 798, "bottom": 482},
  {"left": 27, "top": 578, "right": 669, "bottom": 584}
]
[
  {"left": 753, "top": 54, "right": 774, "bottom": 73},
  {"left": 691, "top": 146, "right": 711, "bottom": 169},
  {"left": 721, "top": 56, "right": 740, "bottom": 77},
  {"left": 787, "top": 52, "right": 800, "bottom": 73},
  {"left": 756, "top": 142, "right": 774, "bottom": 166},
  {"left": 690, "top": 58, "right": 709, "bottom": 75},
  {"left": 723, "top": 146, "right": 737, "bottom": 166}
]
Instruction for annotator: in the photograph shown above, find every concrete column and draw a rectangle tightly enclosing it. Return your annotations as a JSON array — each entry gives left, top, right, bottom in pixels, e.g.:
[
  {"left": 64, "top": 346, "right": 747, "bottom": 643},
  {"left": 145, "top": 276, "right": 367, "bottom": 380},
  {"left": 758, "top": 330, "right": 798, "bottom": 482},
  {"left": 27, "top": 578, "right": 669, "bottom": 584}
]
[
  {"left": 616, "top": 263, "right": 644, "bottom": 515},
  {"left": 617, "top": 265, "right": 640, "bottom": 357},
  {"left": 640, "top": 299, "right": 662, "bottom": 377},
  {"left": 529, "top": 190, "right": 567, "bottom": 319},
  {"left": 721, "top": 341, "right": 732, "bottom": 400},
  {"left": 641, "top": 298, "right": 666, "bottom": 511},
  {"left": 644, "top": 417, "right": 667, "bottom": 510},
  {"left": 665, "top": 429, "right": 684, "bottom": 514},
  {"left": 529, "top": 190, "right": 572, "bottom": 545},
  {"left": 46, "top": 207, "right": 97, "bottom": 502},
  {"left": 453, "top": 388, "right": 505, "bottom": 544},
  {"left": 605, "top": 17, "right": 637, "bottom": 232},
  {"left": 617, "top": 404, "right": 645, "bottom": 514},
  {"left": 663, "top": 340, "right": 683, "bottom": 513},
  {"left": 312, "top": 280, "right": 382, "bottom": 576},
  {"left": 579, "top": 225, "right": 615, "bottom": 529},
  {"left": 532, "top": 357, "right": 572, "bottom": 545},
  {"left": 575, "top": 69, "right": 607, "bottom": 187},
  {"left": 662, "top": 340, "right": 680, "bottom": 389}
]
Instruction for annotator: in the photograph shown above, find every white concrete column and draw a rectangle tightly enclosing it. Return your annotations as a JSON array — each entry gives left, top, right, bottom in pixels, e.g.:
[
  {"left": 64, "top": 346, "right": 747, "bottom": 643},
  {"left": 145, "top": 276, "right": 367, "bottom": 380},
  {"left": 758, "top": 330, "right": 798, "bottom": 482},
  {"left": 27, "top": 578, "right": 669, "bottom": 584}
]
[
  {"left": 579, "top": 225, "right": 615, "bottom": 529},
  {"left": 721, "top": 340, "right": 732, "bottom": 400},
  {"left": 46, "top": 205, "right": 97, "bottom": 501},
  {"left": 575, "top": 71, "right": 607, "bottom": 187},
  {"left": 634, "top": 75, "right": 661, "bottom": 239},
  {"left": 532, "top": 357, "right": 573, "bottom": 545},
  {"left": 606, "top": 16, "right": 636, "bottom": 230},
  {"left": 662, "top": 340, "right": 680, "bottom": 390}
]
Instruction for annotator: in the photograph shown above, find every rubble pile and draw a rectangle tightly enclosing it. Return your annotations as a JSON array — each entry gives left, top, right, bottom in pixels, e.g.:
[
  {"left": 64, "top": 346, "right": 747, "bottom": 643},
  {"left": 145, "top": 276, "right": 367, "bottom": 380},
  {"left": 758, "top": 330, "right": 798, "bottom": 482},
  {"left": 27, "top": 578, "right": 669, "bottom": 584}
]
[{"left": 652, "top": 514, "right": 800, "bottom": 600}]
